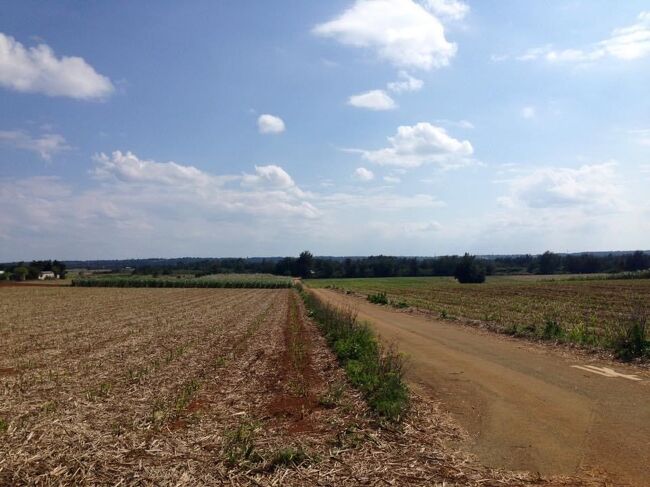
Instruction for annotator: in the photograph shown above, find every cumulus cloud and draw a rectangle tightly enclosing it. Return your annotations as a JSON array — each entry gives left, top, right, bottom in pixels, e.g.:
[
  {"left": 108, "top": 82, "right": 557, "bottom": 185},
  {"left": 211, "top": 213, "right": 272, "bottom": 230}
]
[
  {"left": 421, "top": 0, "right": 469, "bottom": 21},
  {"left": 0, "top": 129, "right": 70, "bottom": 160},
  {"left": 0, "top": 149, "right": 458, "bottom": 258},
  {"left": 241, "top": 164, "right": 296, "bottom": 189},
  {"left": 93, "top": 151, "right": 222, "bottom": 187},
  {"left": 257, "top": 114, "right": 285, "bottom": 134},
  {"left": 0, "top": 32, "right": 114, "bottom": 99},
  {"left": 312, "top": 0, "right": 457, "bottom": 70},
  {"left": 353, "top": 167, "right": 375, "bottom": 181},
  {"left": 516, "top": 12, "right": 650, "bottom": 64},
  {"left": 498, "top": 162, "right": 623, "bottom": 211},
  {"left": 356, "top": 122, "right": 474, "bottom": 169},
  {"left": 348, "top": 89, "right": 397, "bottom": 110},
  {"left": 387, "top": 70, "right": 423, "bottom": 93}
]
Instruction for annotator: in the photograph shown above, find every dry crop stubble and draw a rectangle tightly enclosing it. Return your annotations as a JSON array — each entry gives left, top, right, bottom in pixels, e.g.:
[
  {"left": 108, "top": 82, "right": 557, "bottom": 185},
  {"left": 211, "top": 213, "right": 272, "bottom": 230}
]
[
  {"left": 312, "top": 277, "right": 650, "bottom": 349},
  {"left": 0, "top": 287, "right": 606, "bottom": 485}
]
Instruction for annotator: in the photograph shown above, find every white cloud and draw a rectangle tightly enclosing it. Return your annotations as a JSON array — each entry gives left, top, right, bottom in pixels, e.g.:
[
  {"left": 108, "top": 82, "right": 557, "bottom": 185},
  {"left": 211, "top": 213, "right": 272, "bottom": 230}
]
[
  {"left": 387, "top": 70, "right": 423, "bottom": 93},
  {"left": 383, "top": 175, "right": 401, "bottom": 183},
  {"left": 242, "top": 164, "right": 296, "bottom": 189},
  {"left": 312, "top": 0, "right": 457, "bottom": 70},
  {"left": 348, "top": 89, "right": 397, "bottom": 110},
  {"left": 434, "top": 119, "right": 474, "bottom": 129},
  {"left": 498, "top": 162, "right": 623, "bottom": 211},
  {"left": 629, "top": 128, "right": 650, "bottom": 146},
  {"left": 517, "top": 12, "right": 650, "bottom": 64},
  {"left": 521, "top": 106, "right": 536, "bottom": 119},
  {"left": 0, "top": 129, "right": 70, "bottom": 160},
  {"left": 93, "top": 151, "right": 221, "bottom": 187},
  {"left": 0, "top": 149, "right": 457, "bottom": 258},
  {"left": 357, "top": 122, "right": 474, "bottom": 168},
  {"left": 353, "top": 167, "right": 375, "bottom": 181},
  {"left": 321, "top": 191, "right": 444, "bottom": 211},
  {"left": 257, "top": 114, "right": 286, "bottom": 134},
  {"left": 0, "top": 32, "right": 114, "bottom": 99},
  {"left": 421, "top": 0, "right": 469, "bottom": 21}
]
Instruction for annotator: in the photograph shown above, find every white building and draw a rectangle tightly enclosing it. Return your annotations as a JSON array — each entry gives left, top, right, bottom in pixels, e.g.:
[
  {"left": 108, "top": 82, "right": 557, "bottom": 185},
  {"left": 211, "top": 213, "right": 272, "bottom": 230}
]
[{"left": 38, "top": 271, "right": 57, "bottom": 280}]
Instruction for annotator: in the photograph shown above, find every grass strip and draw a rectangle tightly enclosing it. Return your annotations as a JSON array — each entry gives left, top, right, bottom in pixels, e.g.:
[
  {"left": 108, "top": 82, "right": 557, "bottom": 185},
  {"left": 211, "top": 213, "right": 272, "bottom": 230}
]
[{"left": 300, "top": 288, "right": 408, "bottom": 421}]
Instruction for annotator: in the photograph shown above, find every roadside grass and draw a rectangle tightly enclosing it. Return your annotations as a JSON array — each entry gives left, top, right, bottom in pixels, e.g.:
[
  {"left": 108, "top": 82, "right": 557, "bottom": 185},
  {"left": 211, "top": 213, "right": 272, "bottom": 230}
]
[
  {"left": 310, "top": 276, "right": 650, "bottom": 360},
  {"left": 300, "top": 288, "right": 408, "bottom": 421}
]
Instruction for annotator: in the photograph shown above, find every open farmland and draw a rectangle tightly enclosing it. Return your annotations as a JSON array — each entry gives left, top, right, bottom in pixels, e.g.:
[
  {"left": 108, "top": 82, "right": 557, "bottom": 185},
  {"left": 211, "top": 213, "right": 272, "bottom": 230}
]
[
  {"left": 0, "top": 286, "right": 604, "bottom": 485},
  {"left": 308, "top": 276, "right": 650, "bottom": 352}
]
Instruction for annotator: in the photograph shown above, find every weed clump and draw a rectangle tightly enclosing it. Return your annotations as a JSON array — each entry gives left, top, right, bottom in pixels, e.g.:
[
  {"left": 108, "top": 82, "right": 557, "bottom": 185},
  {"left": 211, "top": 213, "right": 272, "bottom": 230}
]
[
  {"left": 302, "top": 290, "right": 408, "bottom": 421},
  {"left": 223, "top": 422, "right": 261, "bottom": 466},
  {"left": 367, "top": 291, "right": 388, "bottom": 305},
  {"left": 268, "top": 447, "right": 311, "bottom": 469},
  {"left": 541, "top": 317, "right": 564, "bottom": 340},
  {"left": 611, "top": 303, "right": 648, "bottom": 361}
]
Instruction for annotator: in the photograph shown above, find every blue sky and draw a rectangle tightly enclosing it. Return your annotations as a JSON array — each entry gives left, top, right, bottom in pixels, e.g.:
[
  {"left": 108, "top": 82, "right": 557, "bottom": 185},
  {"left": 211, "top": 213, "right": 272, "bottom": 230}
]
[{"left": 1, "top": 0, "right": 649, "bottom": 260}]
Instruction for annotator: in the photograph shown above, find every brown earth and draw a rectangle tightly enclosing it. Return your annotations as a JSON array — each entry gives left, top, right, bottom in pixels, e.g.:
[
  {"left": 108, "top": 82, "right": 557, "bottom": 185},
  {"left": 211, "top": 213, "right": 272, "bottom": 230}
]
[{"left": 312, "top": 288, "right": 650, "bottom": 487}]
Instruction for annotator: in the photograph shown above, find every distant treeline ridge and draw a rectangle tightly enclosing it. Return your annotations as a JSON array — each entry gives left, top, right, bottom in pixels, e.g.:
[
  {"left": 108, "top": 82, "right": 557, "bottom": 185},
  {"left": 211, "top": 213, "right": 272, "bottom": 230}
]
[{"left": 1, "top": 251, "right": 648, "bottom": 280}]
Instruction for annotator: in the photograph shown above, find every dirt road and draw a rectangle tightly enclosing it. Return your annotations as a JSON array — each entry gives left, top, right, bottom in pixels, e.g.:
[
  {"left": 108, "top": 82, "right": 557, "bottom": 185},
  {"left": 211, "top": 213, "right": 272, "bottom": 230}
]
[{"left": 312, "top": 288, "right": 650, "bottom": 486}]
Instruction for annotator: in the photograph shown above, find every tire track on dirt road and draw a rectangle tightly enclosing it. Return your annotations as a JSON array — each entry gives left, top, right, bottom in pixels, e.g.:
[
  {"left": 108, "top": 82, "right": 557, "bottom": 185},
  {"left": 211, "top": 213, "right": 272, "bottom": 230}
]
[{"left": 311, "top": 288, "right": 650, "bottom": 486}]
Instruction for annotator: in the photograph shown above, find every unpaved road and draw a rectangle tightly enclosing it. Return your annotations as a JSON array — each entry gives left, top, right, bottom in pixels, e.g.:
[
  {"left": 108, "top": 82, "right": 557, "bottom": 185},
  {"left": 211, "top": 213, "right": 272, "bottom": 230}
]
[{"left": 312, "top": 288, "right": 650, "bottom": 486}]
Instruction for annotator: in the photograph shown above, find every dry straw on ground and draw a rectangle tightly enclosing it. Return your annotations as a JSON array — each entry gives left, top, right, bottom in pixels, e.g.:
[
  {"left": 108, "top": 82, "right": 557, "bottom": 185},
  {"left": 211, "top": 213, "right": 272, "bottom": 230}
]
[{"left": 0, "top": 287, "right": 608, "bottom": 485}]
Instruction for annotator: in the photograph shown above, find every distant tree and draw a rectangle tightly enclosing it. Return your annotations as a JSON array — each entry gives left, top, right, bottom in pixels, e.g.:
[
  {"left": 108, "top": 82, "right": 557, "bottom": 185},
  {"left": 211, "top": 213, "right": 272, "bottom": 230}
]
[
  {"left": 538, "top": 251, "right": 561, "bottom": 275},
  {"left": 13, "top": 266, "right": 28, "bottom": 281},
  {"left": 623, "top": 251, "right": 649, "bottom": 272},
  {"left": 408, "top": 258, "right": 418, "bottom": 277},
  {"left": 343, "top": 258, "right": 356, "bottom": 278},
  {"left": 454, "top": 254, "right": 486, "bottom": 283},
  {"left": 296, "top": 251, "right": 314, "bottom": 278}
]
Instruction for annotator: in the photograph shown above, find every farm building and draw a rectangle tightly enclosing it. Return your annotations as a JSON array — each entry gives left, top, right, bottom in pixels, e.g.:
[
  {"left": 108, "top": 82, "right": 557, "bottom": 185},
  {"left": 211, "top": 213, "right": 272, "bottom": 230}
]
[{"left": 38, "top": 271, "right": 57, "bottom": 280}]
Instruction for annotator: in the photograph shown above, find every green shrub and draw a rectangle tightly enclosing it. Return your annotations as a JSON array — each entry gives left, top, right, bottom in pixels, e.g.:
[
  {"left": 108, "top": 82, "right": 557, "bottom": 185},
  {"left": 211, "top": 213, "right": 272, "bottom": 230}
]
[{"left": 367, "top": 291, "right": 388, "bottom": 305}]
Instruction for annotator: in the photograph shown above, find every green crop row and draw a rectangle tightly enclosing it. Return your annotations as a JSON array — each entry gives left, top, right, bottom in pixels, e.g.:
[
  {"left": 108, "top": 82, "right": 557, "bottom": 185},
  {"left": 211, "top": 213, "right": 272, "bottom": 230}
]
[{"left": 71, "top": 278, "right": 292, "bottom": 289}]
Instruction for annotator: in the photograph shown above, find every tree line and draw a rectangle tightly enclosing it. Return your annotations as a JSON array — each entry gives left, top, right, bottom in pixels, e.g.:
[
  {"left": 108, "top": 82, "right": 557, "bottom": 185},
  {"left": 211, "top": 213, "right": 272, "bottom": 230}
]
[
  {"left": 1, "top": 251, "right": 648, "bottom": 282},
  {"left": 0, "top": 260, "right": 67, "bottom": 281}
]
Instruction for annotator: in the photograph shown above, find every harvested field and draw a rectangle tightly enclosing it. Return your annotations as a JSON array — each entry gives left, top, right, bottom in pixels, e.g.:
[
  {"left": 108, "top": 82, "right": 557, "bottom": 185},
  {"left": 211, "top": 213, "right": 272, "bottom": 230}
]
[
  {"left": 309, "top": 276, "right": 650, "bottom": 351},
  {"left": 0, "top": 287, "right": 603, "bottom": 485}
]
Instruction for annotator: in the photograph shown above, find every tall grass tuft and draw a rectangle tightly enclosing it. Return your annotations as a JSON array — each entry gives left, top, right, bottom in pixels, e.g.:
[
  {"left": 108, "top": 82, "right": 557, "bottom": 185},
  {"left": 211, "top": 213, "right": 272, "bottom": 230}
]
[
  {"left": 301, "top": 289, "right": 408, "bottom": 421},
  {"left": 610, "top": 302, "right": 649, "bottom": 361}
]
